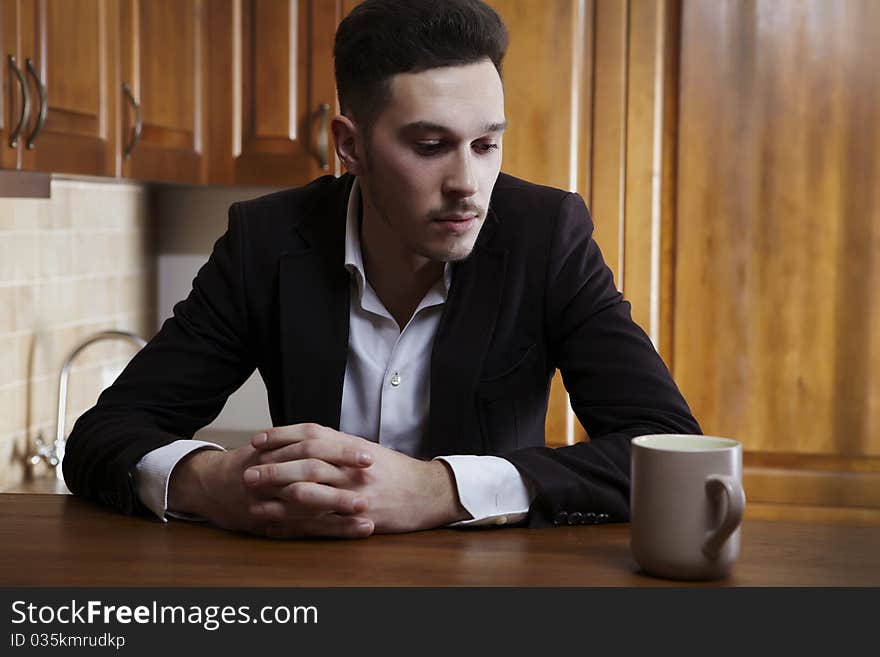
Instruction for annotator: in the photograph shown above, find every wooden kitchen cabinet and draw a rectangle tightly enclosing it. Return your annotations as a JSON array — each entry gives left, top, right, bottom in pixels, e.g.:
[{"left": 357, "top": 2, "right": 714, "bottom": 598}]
[
  {"left": 118, "top": 0, "right": 209, "bottom": 183},
  {"left": 2, "top": 0, "right": 208, "bottom": 182},
  {"left": 208, "top": 0, "right": 338, "bottom": 186},
  {"left": 2, "top": 0, "right": 118, "bottom": 177},
  {"left": 3, "top": 0, "right": 336, "bottom": 186}
]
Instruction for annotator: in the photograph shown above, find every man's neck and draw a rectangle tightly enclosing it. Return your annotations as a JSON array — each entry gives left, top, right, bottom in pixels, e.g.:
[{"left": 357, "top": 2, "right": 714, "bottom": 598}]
[{"left": 359, "top": 209, "right": 444, "bottom": 331}]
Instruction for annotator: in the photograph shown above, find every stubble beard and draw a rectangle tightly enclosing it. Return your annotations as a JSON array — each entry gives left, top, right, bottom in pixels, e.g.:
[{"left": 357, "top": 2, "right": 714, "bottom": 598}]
[
  {"left": 359, "top": 146, "right": 485, "bottom": 265},
  {"left": 421, "top": 229, "right": 480, "bottom": 263},
  {"left": 361, "top": 184, "right": 483, "bottom": 266}
]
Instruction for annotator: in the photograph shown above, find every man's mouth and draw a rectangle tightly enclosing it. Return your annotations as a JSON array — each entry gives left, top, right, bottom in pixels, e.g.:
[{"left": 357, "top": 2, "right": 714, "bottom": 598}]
[
  {"left": 435, "top": 212, "right": 477, "bottom": 223},
  {"left": 433, "top": 213, "right": 477, "bottom": 234}
]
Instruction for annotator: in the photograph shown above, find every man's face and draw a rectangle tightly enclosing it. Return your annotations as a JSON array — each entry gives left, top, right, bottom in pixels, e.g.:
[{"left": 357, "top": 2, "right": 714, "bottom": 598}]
[{"left": 357, "top": 59, "right": 506, "bottom": 264}]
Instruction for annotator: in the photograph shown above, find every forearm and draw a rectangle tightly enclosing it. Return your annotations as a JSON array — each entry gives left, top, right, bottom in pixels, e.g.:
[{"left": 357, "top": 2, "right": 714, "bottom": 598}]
[
  {"left": 167, "top": 449, "right": 223, "bottom": 518},
  {"left": 425, "top": 460, "right": 471, "bottom": 528}
]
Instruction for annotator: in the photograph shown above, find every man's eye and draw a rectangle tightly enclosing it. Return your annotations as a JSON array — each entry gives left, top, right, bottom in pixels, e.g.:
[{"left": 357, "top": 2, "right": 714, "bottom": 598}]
[
  {"left": 474, "top": 142, "right": 499, "bottom": 154},
  {"left": 415, "top": 141, "right": 444, "bottom": 155}
]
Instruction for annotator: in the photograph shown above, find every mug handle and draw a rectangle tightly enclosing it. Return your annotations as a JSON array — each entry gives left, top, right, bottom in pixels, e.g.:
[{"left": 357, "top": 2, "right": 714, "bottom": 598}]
[{"left": 702, "top": 474, "right": 746, "bottom": 559}]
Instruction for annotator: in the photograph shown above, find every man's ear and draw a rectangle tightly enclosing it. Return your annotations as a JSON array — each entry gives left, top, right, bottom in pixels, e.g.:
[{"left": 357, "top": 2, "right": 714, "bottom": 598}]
[{"left": 332, "top": 114, "right": 366, "bottom": 176}]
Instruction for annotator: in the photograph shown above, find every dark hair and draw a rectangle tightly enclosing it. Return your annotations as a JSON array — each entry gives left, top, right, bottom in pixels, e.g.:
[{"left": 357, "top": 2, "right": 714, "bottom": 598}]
[{"left": 334, "top": 0, "right": 508, "bottom": 130}]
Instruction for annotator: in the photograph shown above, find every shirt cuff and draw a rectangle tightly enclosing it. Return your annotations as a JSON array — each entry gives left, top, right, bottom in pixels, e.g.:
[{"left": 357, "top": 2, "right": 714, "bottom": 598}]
[
  {"left": 434, "top": 455, "right": 535, "bottom": 527},
  {"left": 133, "top": 440, "right": 225, "bottom": 522}
]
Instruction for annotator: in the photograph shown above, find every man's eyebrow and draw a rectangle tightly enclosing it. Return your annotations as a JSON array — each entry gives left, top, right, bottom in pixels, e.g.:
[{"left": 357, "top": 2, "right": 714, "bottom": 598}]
[
  {"left": 400, "top": 120, "right": 508, "bottom": 135},
  {"left": 482, "top": 120, "right": 508, "bottom": 133}
]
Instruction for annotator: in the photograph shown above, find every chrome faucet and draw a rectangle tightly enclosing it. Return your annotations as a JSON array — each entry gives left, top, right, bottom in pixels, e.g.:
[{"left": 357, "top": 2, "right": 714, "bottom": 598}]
[{"left": 31, "top": 329, "right": 148, "bottom": 481}]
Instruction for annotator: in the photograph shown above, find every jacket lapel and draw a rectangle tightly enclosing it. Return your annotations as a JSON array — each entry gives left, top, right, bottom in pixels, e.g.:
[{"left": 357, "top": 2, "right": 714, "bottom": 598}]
[
  {"left": 426, "top": 215, "right": 509, "bottom": 456},
  {"left": 278, "top": 178, "right": 352, "bottom": 430}
]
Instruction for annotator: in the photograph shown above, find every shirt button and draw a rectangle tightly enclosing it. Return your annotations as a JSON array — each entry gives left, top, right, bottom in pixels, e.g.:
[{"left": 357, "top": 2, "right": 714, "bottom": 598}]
[{"left": 390, "top": 372, "right": 401, "bottom": 387}]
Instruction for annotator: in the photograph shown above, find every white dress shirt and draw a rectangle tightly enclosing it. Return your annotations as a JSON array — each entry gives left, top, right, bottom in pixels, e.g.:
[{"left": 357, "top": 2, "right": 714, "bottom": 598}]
[{"left": 134, "top": 179, "right": 534, "bottom": 527}]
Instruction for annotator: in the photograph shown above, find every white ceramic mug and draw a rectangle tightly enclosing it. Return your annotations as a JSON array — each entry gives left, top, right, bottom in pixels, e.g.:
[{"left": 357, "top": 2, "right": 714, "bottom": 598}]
[{"left": 630, "top": 434, "right": 746, "bottom": 580}]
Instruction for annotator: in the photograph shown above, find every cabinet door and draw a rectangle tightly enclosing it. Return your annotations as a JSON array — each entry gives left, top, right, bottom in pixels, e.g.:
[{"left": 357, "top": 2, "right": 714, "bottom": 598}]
[
  {"left": 1, "top": 0, "right": 23, "bottom": 169},
  {"left": 9, "top": 0, "right": 116, "bottom": 176},
  {"left": 209, "top": 0, "right": 337, "bottom": 186},
  {"left": 119, "top": 0, "right": 208, "bottom": 183}
]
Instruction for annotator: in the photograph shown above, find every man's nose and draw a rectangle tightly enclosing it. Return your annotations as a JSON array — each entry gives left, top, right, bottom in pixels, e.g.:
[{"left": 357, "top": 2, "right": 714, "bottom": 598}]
[{"left": 442, "top": 149, "right": 478, "bottom": 198}]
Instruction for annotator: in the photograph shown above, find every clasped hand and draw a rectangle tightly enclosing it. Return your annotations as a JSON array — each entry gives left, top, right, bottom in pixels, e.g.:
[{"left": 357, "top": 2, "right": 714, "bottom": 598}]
[{"left": 187, "top": 423, "right": 467, "bottom": 539}]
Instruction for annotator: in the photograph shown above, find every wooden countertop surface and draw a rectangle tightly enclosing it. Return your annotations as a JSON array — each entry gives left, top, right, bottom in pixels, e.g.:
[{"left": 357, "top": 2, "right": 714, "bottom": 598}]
[{"left": 1, "top": 493, "right": 877, "bottom": 586}]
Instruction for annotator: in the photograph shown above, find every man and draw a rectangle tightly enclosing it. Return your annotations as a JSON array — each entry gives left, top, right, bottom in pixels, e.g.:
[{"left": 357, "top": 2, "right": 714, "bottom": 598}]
[{"left": 63, "top": 0, "right": 699, "bottom": 539}]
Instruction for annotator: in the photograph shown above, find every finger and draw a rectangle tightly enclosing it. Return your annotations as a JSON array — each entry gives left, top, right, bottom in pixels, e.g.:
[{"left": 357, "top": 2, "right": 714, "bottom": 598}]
[
  {"left": 263, "top": 515, "right": 374, "bottom": 540},
  {"left": 251, "top": 499, "right": 369, "bottom": 523},
  {"left": 273, "top": 481, "right": 368, "bottom": 515},
  {"left": 243, "top": 459, "right": 351, "bottom": 488},
  {"left": 257, "top": 440, "right": 373, "bottom": 468},
  {"left": 251, "top": 423, "right": 333, "bottom": 450}
]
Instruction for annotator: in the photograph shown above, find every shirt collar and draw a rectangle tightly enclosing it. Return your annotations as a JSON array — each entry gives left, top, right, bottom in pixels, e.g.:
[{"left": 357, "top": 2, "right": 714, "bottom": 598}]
[{"left": 343, "top": 177, "right": 369, "bottom": 303}]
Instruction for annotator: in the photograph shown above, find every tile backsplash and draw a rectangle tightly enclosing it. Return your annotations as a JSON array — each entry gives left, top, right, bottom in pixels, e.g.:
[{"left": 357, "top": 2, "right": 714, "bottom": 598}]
[{"left": 0, "top": 178, "right": 155, "bottom": 490}]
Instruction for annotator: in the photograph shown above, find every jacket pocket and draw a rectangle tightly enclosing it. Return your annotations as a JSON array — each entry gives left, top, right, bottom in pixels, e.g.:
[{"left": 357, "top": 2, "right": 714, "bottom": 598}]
[
  {"left": 475, "top": 343, "right": 540, "bottom": 453},
  {"left": 476, "top": 343, "right": 539, "bottom": 403}
]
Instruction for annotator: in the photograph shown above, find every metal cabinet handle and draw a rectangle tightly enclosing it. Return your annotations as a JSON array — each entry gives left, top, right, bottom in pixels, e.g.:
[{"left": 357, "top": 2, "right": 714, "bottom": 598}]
[
  {"left": 25, "top": 58, "right": 47, "bottom": 149},
  {"left": 7, "top": 55, "right": 31, "bottom": 148},
  {"left": 122, "top": 82, "right": 142, "bottom": 159},
  {"left": 317, "top": 102, "right": 330, "bottom": 171}
]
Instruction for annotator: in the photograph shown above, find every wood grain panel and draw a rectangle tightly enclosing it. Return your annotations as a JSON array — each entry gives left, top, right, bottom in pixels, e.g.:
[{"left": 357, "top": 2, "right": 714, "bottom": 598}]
[
  {"left": 16, "top": 0, "right": 116, "bottom": 176},
  {"left": 45, "top": 0, "right": 99, "bottom": 117},
  {"left": 485, "top": 0, "right": 575, "bottom": 191},
  {"left": 4, "top": 494, "right": 879, "bottom": 585},
  {"left": 576, "top": 0, "right": 594, "bottom": 203},
  {"left": 1, "top": 0, "right": 22, "bottom": 169},
  {"left": 0, "top": 1, "right": 6, "bottom": 139},
  {"left": 622, "top": 0, "right": 658, "bottom": 335},
  {"left": 745, "top": 503, "right": 880, "bottom": 527},
  {"left": 618, "top": 0, "right": 680, "bottom": 362},
  {"left": 744, "top": 451, "right": 880, "bottom": 474},
  {"left": 744, "top": 467, "right": 880, "bottom": 509},
  {"left": 139, "top": 124, "right": 191, "bottom": 150},
  {"left": 252, "top": 0, "right": 294, "bottom": 139},
  {"left": 121, "top": 0, "right": 207, "bottom": 182},
  {"left": 138, "top": 0, "right": 195, "bottom": 132},
  {"left": 590, "top": 0, "right": 627, "bottom": 284},
  {"left": 238, "top": 0, "right": 300, "bottom": 152},
  {"left": 43, "top": 110, "right": 99, "bottom": 136},
  {"left": 656, "top": 0, "right": 680, "bottom": 364},
  {"left": 209, "top": 0, "right": 335, "bottom": 186},
  {"left": 673, "top": 0, "right": 880, "bottom": 515},
  {"left": 206, "top": 0, "right": 235, "bottom": 183}
]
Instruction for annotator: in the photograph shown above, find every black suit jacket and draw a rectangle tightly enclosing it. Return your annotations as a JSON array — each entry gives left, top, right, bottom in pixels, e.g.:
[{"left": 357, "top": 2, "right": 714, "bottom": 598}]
[{"left": 63, "top": 172, "right": 700, "bottom": 527}]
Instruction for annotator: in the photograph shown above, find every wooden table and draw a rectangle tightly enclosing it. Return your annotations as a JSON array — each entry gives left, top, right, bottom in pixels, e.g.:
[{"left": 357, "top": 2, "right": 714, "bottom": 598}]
[{"left": 1, "top": 494, "right": 878, "bottom": 586}]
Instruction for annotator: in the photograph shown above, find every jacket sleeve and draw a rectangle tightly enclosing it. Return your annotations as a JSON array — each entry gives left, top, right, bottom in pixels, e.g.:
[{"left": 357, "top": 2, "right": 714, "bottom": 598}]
[
  {"left": 504, "top": 193, "right": 701, "bottom": 527},
  {"left": 62, "top": 203, "right": 256, "bottom": 515}
]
